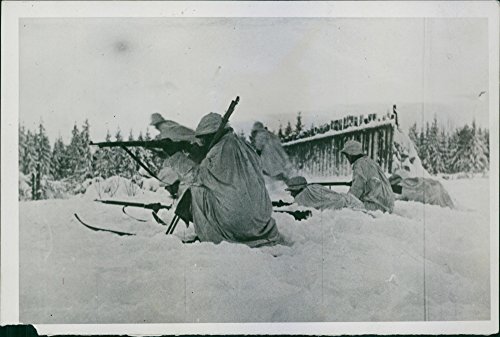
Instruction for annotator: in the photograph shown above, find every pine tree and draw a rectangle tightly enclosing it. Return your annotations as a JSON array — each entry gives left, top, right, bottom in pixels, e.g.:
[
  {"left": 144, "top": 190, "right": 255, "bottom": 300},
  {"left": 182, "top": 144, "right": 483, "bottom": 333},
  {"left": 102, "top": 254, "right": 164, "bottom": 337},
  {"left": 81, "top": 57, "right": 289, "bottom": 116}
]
[
  {"left": 284, "top": 121, "right": 293, "bottom": 138},
  {"left": 277, "top": 124, "right": 284, "bottom": 141},
  {"left": 32, "top": 122, "right": 52, "bottom": 199},
  {"left": 79, "top": 119, "right": 93, "bottom": 180},
  {"left": 408, "top": 122, "right": 419, "bottom": 148},
  {"left": 93, "top": 130, "right": 113, "bottom": 178},
  {"left": 51, "top": 136, "right": 68, "bottom": 180},
  {"left": 34, "top": 122, "right": 52, "bottom": 177},
  {"left": 19, "top": 125, "right": 26, "bottom": 171},
  {"left": 111, "top": 127, "right": 127, "bottom": 177},
  {"left": 438, "top": 128, "right": 451, "bottom": 174},
  {"left": 482, "top": 128, "right": 490, "bottom": 161},
  {"left": 123, "top": 129, "right": 136, "bottom": 178},
  {"left": 144, "top": 127, "right": 163, "bottom": 171},
  {"left": 20, "top": 129, "right": 37, "bottom": 175},
  {"left": 470, "top": 121, "right": 489, "bottom": 173},
  {"left": 450, "top": 122, "right": 488, "bottom": 174},
  {"left": 137, "top": 130, "right": 157, "bottom": 173},
  {"left": 67, "top": 124, "right": 82, "bottom": 180},
  {"left": 419, "top": 123, "right": 431, "bottom": 171},
  {"left": 447, "top": 129, "right": 460, "bottom": 174},
  {"left": 309, "top": 123, "right": 316, "bottom": 136},
  {"left": 427, "top": 117, "right": 445, "bottom": 174},
  {"left": 295, "top": 112, "right": 304, "bottom": 136}
]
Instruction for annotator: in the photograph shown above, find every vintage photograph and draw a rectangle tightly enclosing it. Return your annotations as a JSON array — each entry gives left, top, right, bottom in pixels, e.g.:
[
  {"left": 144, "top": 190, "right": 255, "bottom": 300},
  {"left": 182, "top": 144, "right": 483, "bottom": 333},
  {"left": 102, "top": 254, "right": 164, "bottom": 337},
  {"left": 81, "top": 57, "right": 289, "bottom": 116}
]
[{"left": 1, "top": 1, "right": 498, "bottom": 334}]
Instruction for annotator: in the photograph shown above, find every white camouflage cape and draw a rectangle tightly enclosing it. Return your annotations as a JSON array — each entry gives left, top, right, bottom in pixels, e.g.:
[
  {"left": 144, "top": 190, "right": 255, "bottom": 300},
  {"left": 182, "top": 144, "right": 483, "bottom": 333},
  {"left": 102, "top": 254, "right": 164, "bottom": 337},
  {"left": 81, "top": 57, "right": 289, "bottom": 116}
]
[
  {"left": 399, "top": 177, "right": 454, "bottom": 208},
  {"left": 295, "top": 184, "right": 364, "bottom": 211},
  {"left": 156, "top": 120, "right": 198, "bottom": 143},
  {"left": 191, "top": 132, "right": 282, "bottom": 247},
  {"left": 253, "top": 129, "right": 292, "bottom": 179},
  {"left": 349, "top": 156, "right": 395, "bottom": 213}
]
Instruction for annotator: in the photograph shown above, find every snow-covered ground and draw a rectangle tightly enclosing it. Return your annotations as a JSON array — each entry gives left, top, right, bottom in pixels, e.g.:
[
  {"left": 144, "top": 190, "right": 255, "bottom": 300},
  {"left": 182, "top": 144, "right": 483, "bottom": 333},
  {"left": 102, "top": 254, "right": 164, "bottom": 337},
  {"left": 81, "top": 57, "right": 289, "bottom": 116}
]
[{"left": 19, "top": 177, "right": 490, "bottom": 323}]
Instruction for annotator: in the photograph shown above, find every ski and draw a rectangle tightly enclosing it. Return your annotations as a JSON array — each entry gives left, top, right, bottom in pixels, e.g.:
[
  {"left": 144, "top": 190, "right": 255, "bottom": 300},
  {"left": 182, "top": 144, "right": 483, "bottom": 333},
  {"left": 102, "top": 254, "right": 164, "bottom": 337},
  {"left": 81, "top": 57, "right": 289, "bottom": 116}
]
[{"left": 73, "top": 213, "right": 135, "bottom": 236}]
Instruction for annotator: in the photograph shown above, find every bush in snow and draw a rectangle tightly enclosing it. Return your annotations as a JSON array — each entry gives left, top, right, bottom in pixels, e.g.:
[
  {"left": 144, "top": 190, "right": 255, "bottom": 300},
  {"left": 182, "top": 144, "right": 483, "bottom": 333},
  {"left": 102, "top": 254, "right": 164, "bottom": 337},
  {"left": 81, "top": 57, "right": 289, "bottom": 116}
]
[
  {"left": 19, "top": 173, "right": 32, "bottom": 201},
  {"left": 138, "top": 177, "right": 161, "bottom": 192},
  {"left": 83, "top": 175, "right": 143, "bottom": 199}
]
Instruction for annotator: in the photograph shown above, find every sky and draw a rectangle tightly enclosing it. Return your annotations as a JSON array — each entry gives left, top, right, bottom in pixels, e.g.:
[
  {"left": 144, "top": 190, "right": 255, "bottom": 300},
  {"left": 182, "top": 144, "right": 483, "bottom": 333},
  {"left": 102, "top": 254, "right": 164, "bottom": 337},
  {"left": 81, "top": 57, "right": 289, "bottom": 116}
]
[{"left": 19, "top": 17, "right": 489, "bottom": 142}]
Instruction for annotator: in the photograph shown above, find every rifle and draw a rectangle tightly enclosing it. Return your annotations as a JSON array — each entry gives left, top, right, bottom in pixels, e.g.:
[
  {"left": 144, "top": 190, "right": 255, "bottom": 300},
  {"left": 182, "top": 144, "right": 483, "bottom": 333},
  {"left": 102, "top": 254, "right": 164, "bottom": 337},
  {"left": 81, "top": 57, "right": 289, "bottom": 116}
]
[
  {"left": 207, "top": 96, "right": 240, "bottom": 151},
  {"left": 91, "top": 139, "right": 167, "bottom": 148},
  {"left": 90, "top": 139, "right": 197, "bottom": 155},
  {"left": 272, "top": 200, "right": 294, "bottom": 207},
  {"left": 315, "top": 181, "right": 352, "bottom": 187},
  {"left": 95, "top": 199, "right": 172, "bottom": 227},
  {"left": 90, "top": 138, "right": 204, "bottom": 181},
  {"left": 314, "top": 180, "right": 402, "bottom": 194},
  {"left": 274, "top": 209, "right": 312, "bottom": 221},
  {"left": 316, "top": 181, "right": 403, "bottom": 193},
  {"left": 95, "top": 199, "right": 172, "bottom": 213}
]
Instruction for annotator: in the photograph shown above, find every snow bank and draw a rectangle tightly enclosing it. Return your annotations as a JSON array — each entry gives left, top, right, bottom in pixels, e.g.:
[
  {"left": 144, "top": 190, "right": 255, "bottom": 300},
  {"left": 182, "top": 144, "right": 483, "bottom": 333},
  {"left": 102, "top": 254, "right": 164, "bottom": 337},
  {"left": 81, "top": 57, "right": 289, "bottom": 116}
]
[
  {"left": 19, "top": 173, "right": 31, "bottom": 200},
  {"left": 19, "top": 178, "right": 490, "bottom": 323},
  {"left": 82, "top": 176, "right": 155, "bottom": 200},
  {"left": 392, "top": 128, "right": 430, "bottom": 178}
]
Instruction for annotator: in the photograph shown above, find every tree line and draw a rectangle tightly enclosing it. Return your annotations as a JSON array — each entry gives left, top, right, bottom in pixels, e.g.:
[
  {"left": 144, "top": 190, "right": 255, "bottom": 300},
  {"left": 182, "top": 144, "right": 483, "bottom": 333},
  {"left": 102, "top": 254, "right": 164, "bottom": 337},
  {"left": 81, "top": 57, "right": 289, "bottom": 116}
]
[
  {"left": 18, "top": 120, "right": 163, "bottom": 200},
  {"left": 275, "top": 112, "right": 490, "bottom": 175},
  {"left": 18, "top": 115, "right": 490, "bottom": 200},
  {"left": 408, "top": 118, "right": 489, "bottom": 175}
]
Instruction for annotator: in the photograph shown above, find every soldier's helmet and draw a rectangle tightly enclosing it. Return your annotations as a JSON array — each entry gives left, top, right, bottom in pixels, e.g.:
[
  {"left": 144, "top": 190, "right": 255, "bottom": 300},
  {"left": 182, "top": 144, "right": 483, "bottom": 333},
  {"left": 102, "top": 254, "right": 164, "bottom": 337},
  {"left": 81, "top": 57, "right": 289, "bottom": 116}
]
[
  {"left": 252, "top": 121, "right": 265, "bottom": 132},
  {"left": 341, "top": 140, "right": 364, "bottom": 156},
  {"left": 285, "top": 176, "right": 308, "bottom": 191},
  {"left": 150, "top": 113, "right": 166, "bottom": 126},
  {"left": 196, "top": 112, "right": 228, "bottom": 137}
]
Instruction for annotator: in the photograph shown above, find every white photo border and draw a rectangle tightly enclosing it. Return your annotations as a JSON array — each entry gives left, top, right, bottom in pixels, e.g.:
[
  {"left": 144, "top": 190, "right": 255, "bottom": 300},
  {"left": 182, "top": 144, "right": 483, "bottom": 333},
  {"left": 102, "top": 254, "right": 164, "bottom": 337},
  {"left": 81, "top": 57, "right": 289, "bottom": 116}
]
[{"left": 1, "top": 1, "right": 498, "bottom": 335}]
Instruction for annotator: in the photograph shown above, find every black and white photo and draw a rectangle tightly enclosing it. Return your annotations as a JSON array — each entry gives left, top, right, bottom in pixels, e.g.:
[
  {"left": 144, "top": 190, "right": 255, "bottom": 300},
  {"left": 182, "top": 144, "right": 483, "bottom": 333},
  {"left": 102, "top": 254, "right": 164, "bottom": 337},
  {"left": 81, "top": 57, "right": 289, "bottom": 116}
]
[{"left": 1, "top": 1, "right": 498, "bottom": 335}]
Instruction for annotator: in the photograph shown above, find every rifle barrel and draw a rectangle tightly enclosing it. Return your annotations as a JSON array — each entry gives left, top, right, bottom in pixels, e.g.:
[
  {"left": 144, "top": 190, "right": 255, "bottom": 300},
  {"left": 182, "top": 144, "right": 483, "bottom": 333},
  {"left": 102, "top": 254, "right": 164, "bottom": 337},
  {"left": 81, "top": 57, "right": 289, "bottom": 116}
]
[
  {"left": 95, "top": 199, "right": 171, "bottom": 210},
  {"left": 95, "top": 199, "right": 147, "bottom": 208},
  {"left": 315, "top": 181, "right": 352, "bottom": 186},
  {"left": 90, "top": 140, "right": 171, "bottom": 148},
  {"left": 207, "top": 96, "right": 240, "bottom": 150}
]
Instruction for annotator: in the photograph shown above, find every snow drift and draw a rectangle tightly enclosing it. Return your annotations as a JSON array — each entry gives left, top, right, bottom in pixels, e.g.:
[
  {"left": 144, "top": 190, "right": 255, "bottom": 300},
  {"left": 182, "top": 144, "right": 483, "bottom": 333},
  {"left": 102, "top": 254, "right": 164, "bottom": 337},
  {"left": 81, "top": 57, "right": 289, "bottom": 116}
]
[{"left": 19, "top": 177, "right": 490, "bottom": 323}]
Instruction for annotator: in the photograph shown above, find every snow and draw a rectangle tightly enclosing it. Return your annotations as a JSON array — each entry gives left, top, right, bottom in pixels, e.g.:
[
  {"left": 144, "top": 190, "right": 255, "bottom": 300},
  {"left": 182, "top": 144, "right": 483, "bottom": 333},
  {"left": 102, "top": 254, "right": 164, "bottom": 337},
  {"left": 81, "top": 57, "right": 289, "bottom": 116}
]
[
  {"left": 392, "top": 128, "right": 430, "bottom": 178},
  {"left": 282, "top": 120, "right": 395, "bottom": 146},
  {"left": 19, "top": 177, "right": 490, "bottom": 323}
]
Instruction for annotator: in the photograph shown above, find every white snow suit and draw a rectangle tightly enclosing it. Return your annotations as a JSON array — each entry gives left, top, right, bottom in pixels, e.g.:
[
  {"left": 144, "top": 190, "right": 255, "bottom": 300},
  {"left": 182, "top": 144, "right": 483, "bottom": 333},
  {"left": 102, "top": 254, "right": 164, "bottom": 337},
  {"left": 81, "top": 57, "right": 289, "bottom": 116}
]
[
  {"left": 295, "top": 184, "right": 364, "bottom": 211},
  {"left": 190, "top": 131, "right": 282, "bottom": 247},
  {"left": 349, "top": 156, "right": 395, "bottom": 213}
]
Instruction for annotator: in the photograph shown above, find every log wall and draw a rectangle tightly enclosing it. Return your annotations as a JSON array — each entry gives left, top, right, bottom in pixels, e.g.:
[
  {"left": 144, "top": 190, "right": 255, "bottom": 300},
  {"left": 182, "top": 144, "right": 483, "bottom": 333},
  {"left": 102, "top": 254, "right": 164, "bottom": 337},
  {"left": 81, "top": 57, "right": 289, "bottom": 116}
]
[{"left": 283, "top": 122, "right": 395, "bottom": 177}]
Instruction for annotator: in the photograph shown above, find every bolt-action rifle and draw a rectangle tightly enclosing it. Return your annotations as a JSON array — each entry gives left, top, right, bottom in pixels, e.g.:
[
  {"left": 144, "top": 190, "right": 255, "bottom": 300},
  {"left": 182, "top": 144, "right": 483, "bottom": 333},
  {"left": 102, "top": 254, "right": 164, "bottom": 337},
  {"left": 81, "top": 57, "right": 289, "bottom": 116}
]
[
  {"left": 95, "top": 199, "right": 173, "bottom": 227},
  {"left": 274, "top": 209, "right": 312, "bottom": 221},
  {"left": 313, "top": 180, "right": 402, "bottom": 194},
  {"left": 74, "top": 199, "right": 174, "bottom": 236},
  {"left": 95, "top": 199, "right": 172, "bottom": 213},
  {"left": 90, "top": 139, "right": 201, "bottom": 157},
  {"left": 90, "top": 138, "right": 203, "bottom": 182}
]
